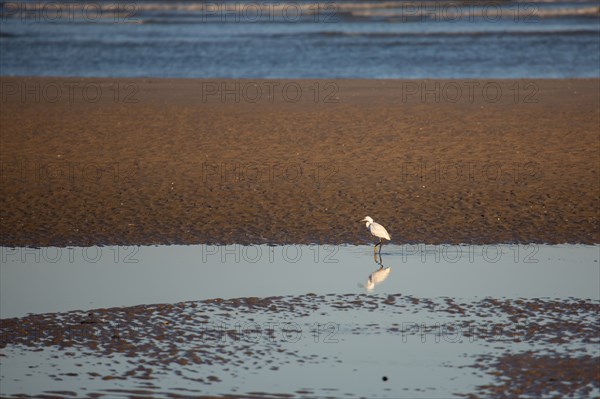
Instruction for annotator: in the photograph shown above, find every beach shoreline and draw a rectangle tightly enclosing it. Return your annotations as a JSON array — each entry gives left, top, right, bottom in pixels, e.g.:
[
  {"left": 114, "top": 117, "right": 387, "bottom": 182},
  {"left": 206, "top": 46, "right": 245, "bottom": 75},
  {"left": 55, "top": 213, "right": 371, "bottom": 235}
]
[{"left": 1, "top": 77, "right": 598, "bottom": 247}]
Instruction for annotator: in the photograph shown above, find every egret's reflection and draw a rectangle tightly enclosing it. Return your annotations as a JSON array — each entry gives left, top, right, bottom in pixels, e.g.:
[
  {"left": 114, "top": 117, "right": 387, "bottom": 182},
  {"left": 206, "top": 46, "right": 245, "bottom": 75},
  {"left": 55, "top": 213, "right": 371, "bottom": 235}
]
[{"left": 363, "top": 252, "right": 392, "bottom": 291}]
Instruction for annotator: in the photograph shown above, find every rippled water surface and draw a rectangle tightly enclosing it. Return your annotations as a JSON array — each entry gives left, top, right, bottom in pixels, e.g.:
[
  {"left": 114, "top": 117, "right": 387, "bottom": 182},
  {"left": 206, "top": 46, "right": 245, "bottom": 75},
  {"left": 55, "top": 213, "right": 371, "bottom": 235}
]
[{"left": 2, "top": 0, "right": 599, "bottom": 78}]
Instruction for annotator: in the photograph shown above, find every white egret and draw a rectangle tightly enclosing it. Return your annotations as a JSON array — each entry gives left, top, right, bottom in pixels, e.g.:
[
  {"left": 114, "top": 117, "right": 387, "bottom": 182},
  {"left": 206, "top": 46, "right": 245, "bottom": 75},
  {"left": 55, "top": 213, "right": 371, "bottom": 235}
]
[{"left": 359, "top": 216, "right": 391, "bottom": 253}]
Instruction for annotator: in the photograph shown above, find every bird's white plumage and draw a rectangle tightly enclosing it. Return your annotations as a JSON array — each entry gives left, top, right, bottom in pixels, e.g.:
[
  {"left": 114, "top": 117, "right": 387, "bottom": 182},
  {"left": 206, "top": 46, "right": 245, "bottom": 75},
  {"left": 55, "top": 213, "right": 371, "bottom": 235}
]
[{"left": 361, "top": 216, "right": 391, "bottom": 241}]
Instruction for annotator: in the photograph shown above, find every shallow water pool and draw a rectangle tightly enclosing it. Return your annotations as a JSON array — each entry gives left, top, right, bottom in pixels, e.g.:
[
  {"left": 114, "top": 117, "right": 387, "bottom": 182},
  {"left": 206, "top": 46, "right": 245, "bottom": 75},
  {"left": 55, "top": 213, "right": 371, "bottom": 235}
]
[{"left": 1, "top": 244, "right": 598, "bottom": 318}]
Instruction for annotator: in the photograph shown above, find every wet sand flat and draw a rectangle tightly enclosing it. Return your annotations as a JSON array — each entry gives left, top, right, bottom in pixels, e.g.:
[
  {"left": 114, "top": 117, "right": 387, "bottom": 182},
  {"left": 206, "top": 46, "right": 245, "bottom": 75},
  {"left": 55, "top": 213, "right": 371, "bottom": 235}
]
[
  {"left": 1, "top": 294, "right": 598, "bottom": 398},
  {"left": 1, "top": 77, "right": 599, "bottom": 247}
]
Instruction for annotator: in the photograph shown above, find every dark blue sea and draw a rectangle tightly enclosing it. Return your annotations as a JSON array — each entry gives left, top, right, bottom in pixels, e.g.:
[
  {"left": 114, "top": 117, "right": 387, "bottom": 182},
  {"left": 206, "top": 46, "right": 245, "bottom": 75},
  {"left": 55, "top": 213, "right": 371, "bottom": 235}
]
[{"left": 1, "top": 0, "right": 599, "bottom": 78}]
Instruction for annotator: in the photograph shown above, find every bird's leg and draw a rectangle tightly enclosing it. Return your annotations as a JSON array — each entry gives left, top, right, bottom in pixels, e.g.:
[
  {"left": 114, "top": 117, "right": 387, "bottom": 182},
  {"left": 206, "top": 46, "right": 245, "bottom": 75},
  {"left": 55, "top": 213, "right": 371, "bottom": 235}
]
[
  {"left": 378, "top": 238, "right": 383, "bottom": 254},
  {"left": 376, "top": 252, "right": 383, "bottom": 268}
]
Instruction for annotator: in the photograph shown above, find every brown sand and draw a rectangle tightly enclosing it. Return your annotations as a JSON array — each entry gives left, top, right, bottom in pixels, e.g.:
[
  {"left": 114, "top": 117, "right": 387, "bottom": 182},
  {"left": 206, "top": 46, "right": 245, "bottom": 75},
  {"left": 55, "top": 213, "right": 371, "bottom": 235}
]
[{"left": 0, "top": 77, "right": 598, "bottom": 247}]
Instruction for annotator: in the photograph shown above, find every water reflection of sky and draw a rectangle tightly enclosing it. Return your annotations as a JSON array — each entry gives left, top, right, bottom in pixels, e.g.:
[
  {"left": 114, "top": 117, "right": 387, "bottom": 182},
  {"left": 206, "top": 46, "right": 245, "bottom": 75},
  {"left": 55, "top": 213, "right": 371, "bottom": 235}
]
[{"left": 1, "top": 244, "right": 598, "bottom": 318}]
